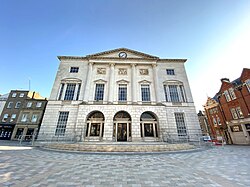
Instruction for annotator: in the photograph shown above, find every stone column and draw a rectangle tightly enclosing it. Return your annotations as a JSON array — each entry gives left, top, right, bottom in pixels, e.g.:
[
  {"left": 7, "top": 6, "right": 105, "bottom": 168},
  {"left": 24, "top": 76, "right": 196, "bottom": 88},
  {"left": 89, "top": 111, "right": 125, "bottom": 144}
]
[
  {"left": 152, "top": 64, "right": 159, "bottom": 103},
  {"left": 83, "top": 62, "right": 93, "bottom": 102},
  {"left": 108, "top": 63, "right": 115, "bottom": 103},
  {"left": 131, "top": 64, "right": 137, "bottom": 103}
]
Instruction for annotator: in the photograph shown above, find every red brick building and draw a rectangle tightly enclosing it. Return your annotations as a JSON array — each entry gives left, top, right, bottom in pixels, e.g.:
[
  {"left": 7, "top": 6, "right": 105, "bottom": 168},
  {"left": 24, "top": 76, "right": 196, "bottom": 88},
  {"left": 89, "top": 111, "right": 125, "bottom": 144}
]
[{"left": 204, "top": 68, "right": 250, "bottom": 145}]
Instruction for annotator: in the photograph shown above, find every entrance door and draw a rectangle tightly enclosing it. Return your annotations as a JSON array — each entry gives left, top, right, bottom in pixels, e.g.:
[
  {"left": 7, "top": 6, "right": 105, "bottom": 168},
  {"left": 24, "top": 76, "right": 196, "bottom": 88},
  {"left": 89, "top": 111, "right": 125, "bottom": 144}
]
[{"left": 117, "top": 123, "right": 127, "bottom": 141}]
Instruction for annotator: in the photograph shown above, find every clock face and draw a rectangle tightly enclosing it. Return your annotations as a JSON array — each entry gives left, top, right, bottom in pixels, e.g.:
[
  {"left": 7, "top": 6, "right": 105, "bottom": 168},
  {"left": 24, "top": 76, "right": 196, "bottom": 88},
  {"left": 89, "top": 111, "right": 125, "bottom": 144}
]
[{"left": 119, "top": 52, "right": 127, "bottom": 58}]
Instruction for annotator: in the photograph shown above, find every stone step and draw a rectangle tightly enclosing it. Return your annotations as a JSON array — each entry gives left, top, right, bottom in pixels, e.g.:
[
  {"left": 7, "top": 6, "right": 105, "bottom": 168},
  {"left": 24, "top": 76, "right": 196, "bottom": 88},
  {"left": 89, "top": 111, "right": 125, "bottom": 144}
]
[{"left": 42, "top": 142, "right": 195, "bottom": 152}]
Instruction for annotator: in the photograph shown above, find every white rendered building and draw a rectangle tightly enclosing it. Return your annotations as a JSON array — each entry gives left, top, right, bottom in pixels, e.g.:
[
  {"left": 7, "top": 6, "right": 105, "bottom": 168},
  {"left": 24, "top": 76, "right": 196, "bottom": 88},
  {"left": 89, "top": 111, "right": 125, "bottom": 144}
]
[{"left": 39, "top": 48, "right": 200, "bottom": 142}]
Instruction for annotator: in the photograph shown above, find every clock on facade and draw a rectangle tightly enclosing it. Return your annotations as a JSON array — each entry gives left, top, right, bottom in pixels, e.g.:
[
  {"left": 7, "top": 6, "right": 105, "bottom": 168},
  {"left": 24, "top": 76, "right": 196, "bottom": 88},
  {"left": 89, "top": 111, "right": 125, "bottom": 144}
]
[{"left": 118, "top": 52, "right": 127, "bottom": 58}]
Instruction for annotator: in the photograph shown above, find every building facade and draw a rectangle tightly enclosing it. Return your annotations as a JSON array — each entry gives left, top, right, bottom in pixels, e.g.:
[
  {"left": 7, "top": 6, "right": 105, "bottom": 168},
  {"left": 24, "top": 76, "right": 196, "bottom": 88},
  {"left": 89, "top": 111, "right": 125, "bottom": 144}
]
[
  {"left": 204, "top": 68, "right": 250, "bottom": 145},
  {"left": 0, "top": 90, "right": 47, "bottom": 140},
  {"left": 0, "top": 93, "right": 9, "bottom": 116},
  {"left": 39, "top": 48, "right": 200, "bottom": 142}
]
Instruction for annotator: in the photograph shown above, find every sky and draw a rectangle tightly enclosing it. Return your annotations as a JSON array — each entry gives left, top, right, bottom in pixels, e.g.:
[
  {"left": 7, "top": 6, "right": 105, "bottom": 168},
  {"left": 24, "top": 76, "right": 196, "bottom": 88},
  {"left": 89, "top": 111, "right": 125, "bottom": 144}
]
[{"left": 0, "top": 0, "right": 250, "bottom": 112}]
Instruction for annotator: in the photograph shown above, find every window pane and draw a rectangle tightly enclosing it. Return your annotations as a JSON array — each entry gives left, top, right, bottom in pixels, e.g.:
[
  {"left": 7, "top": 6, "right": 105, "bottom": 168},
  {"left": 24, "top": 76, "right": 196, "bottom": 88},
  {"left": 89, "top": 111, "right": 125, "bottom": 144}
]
[
  {"left": 7, "top": 102, "right": 13, "bottom": 108},
  {"left": 174, "top": 113, "right": 187, "bottom": 137},
  {"left": 94, "top": 84, "right": 104, "bottom": 101},
  {"left": 166, "top": 69, "right": 175, "bottom": 75},
  {"left": 55, "top": 112, "right": 69, "bottom": 136},
  {"left": 169, "top": 85, "right": 179, "bottom": 102},
  {"left": 58, "top": 83, "right": 65, "bottom": 100},
  {"left": 76, "top": 84, "right": 81, "bottom": 100},
  {"left": 164, "top": 85, "right": 169, "bottom": 102},
  {"left": 144, "top": 123, "right": 154, "bottom": 137},
  {"left": 70, "top": 67, "right": 79, "bottom": 73},
  {"left": 64, "top": 83, "right": 76, "bottom": 100},
  {"left": 141, "top": 85, "right": 150, "bottom": 101},
  {"left": 90, "top": 123, "right": 100, "bottom": 136},
  {"left": 118, "top": 84, "right": 127, "bottom": 101}
]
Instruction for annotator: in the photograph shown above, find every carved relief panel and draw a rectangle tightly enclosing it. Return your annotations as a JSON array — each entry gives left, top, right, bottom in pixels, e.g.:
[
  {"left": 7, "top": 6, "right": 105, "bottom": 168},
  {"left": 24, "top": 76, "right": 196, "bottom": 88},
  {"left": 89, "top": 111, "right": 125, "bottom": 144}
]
[
  {"left": 118, "top": 68, "right": 127, "bottom": 75},
  {"left": 139, "top": 69, "right": 149, "bottom": 75},
  {"left": 97, "top": 68, "right": 106, "bottom": 74}
]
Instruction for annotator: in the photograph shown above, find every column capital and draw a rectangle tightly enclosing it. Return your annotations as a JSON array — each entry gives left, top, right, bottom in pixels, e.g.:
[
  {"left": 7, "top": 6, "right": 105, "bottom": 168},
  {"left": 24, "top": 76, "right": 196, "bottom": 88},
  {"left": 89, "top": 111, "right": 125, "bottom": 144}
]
[{"left": 109, "top": 63, "right": 115, "bottom": 67}]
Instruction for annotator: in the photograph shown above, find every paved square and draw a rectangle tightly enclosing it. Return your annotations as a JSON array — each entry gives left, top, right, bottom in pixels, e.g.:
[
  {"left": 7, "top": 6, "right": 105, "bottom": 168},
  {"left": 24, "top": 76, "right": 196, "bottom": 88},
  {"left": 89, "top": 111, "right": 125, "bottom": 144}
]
[{"left": 0, "top": 142, "right": 249, "bottom": 187}]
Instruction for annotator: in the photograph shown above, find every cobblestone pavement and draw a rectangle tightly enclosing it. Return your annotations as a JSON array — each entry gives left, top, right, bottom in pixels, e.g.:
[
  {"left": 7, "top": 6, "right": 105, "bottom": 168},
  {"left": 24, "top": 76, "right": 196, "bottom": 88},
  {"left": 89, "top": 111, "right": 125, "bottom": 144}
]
[{"left": 0, "top": 142, "right": 249, "bottom": 187}]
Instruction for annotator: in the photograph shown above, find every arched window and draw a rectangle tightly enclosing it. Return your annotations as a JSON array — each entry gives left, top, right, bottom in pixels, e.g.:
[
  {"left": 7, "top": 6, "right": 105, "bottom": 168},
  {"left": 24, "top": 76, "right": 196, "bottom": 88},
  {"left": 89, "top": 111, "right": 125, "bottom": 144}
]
[
  {"left": 140, "top": 112, "right": 158, "bottom": 138},
  {"left": 85, "top": 111, "right": 105, "bottom": 140}
]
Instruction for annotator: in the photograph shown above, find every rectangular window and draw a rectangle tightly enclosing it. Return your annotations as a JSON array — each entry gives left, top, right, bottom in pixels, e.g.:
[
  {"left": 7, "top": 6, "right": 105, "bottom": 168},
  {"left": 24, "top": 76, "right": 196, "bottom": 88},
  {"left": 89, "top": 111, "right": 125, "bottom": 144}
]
[
  {"left": 236, "top": 107, "right": 244, "bottom": 118},
  {"left": 229, "top": 88, "right": 236, "bottom": 100},
  {"left": 7, "top": 102, "right": 13, "bottom": 109},
  {"left": 213, "top": 117, "right": 217, "bottom": 127},
  {"left": 58, "top": 83, "right": 65, "bottom": 100},
  {"left": 230, "top": 108, "right": 238, "bottom": 119},
  {"left": 31, "top": 114, "right": 38, "bottom": 122},
  {"left": 94, "top": 84, "right": 105, "bottom": 101},
  {"left": 141, "top": 84, "right": 151, "bottom": 101},
  {"left": 10, "top": 114, "right": 16, "bottom": 122},
  {"left": 70, "top": 67, "right": 79, "bottom": 73},
  {"left": 19, "top": 93, "right": 24, "bottom": 97},
  {"left": 166, "top": 69, "right": 175, "bottom": 75},
  {"left": 15, "top": 102, "right": 21, "bottom": 108},
  {"left": 55, "top": 112, "right": 69, "bottom": 136},
  {"left": 2, "top": 114, "right": 8, "bottom": 122},
  {"left": 21, "top": 114, "right": 28, "bottom": 122},
  {"left": 174, "top": 113, "right": 187, "bottom": 137},
  {"left": 118, "top": 84, "right": 127, "bottom": 101},
  {"left": 12, "top": 93, "right": 17, "bottom": 97},
  {"left": 64, "top": 83, "right": 76, "bottom": 100},
  {"left": 224, "top": 90, "right": 231, "bottom": 102},
  {"left": 169, "top": 85, "right": 180, "bottom": 102},
  {"left": 36, "top": 102, "right": 42, "bottom": 107},
  {"left": 27, "top": 102, "right": 32, "bottom": 108},
  {"left": 90, "top": 123, "right": 100, "bottom": 136}
]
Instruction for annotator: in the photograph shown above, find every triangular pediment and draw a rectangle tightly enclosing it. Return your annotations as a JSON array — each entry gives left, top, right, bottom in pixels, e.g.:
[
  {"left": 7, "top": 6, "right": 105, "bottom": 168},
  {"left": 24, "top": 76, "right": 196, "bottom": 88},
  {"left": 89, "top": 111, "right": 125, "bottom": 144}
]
[{"left": 86, "top": 48, "right": 159, "bottom": 59}]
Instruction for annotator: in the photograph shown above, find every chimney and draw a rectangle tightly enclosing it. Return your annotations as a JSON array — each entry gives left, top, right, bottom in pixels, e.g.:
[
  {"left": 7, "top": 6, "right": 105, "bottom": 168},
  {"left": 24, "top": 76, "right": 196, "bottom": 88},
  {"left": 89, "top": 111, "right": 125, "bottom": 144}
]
[{"left": 221, "top": 78, "right": 230, "bottom": 83}]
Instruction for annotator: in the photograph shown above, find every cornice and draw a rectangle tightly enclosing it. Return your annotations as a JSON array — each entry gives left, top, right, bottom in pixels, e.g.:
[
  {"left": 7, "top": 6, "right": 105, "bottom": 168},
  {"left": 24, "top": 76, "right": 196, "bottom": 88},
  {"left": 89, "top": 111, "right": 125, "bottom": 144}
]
[{"left": 157, "top": 59, "right": 187, "bottom": 63}]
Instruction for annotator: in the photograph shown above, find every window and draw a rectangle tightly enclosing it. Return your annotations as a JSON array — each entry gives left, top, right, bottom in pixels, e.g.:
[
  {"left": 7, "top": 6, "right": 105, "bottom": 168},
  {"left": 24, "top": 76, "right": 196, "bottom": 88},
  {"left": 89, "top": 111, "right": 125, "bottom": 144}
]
[
  {"left": 2, "top": 114, "right": 8, "bottom": 122},
  {"left": 64, "top": 83, "right": 76, "bottom": 100},
  {"left": 246, "top": 79, "right": 250, "bottom": 92},
  {"left": 19, "top": 93, "right": 24, "bottom": 97},
  {"left": 7, "top": 102, "right": 13, "bottom": 108},
  {"left": 230, "top": 108, "right": 238, "bottom": 119},
  {"left": 55, "top": 112, "right": 69, "bottom": 136},
  {"left": 70, "top": 67, "right": 79, "bottom": 73},
  {"left": 36, "top": 102, "right": 42, "bottom": 107},
  {"left": 141, "top": 84, "right": 150, "bottom": 101},
  {"left": 175, "top": 113, "right": 187, "bottom": 137},
  {"left": 58, "top": 83, "right": 65, "bottom": 100},
  {"left": 217, "top": 117, "right": 221, "bottom": 125},
  {"left": 76, "top": 84, "right": 81, "bottom": 100},
  {"left": 118, "top": 84, "right": 127, "bottom": 101},
  {"left": 94, "top": 84, "right": 105, "bottom": 101},
  {"left": 169, "top": 85, "right": 179, "bottom": 102},
  {"left": 21, "top": 114, "right": 29, "bottom": 122},
  {"left": 224, "top": 90, "right": 231, "bottom": 102},
  {"left": 229, "top": 88, "right": 236, "bottom": 100},
  {"left": 31, "top": 114, "right": 38, "bottom": 122},
  {"left": 236, "top": 107, "right": 244, "bottom": 118},
  {"left": 164, "top": 83, "right": 186, "bottom": 103},
  {"left": 10, "top": 114, "right": 16, "bottom": 122},
  {"left": 213, "top": 117, "right": 217, "bottom": 127},
  {"left": 166, "top": 69, "right": 175, "bottom": 75},
  {"left": 140, "top": 112, "right": 158, "bottom": 138},
  {"left": 27, "top": 102, "right": 32, "bottom": 108},
  {"left": 12, "top": 93, "right": 17, "bottom": 97},
  {"left": 15, "top": 102, "right": 21, "bottom": 108}
]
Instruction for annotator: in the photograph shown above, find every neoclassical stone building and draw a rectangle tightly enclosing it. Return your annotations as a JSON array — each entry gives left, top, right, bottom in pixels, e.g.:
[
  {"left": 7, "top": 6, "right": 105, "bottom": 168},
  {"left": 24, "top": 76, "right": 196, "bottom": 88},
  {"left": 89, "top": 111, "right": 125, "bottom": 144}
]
[{"left": 39, "top": 48, "right": 200, "bottom": 142}]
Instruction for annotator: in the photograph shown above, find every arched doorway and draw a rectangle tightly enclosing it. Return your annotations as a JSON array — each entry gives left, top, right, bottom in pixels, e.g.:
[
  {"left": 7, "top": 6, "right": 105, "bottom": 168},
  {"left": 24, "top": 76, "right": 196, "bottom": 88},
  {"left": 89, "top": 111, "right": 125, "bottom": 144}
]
[
  {"left": 85, "top": 111, "right": 105, "bottom": 141},
  {"left": 113, "top": 111, "right": 131, "bottom": 141},
  {"left": 140, "top": 112, "right": 158, "bottom": 139}
]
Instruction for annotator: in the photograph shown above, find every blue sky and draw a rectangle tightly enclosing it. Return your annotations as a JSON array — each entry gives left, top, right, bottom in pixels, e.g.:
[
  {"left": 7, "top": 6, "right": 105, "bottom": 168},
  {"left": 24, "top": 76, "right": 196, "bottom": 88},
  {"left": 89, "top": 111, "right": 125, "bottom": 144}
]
[{"left": 1, "top": 0, "right": 250, "bottom": 111}]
